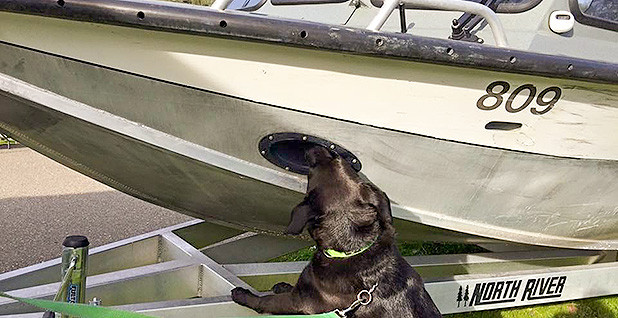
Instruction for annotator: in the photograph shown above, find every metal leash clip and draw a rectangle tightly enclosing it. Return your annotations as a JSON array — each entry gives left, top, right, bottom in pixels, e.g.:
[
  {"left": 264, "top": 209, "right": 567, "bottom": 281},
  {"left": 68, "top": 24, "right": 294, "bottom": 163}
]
[{"left": 334, "top": 283, "right": 378, "bottom": 318}]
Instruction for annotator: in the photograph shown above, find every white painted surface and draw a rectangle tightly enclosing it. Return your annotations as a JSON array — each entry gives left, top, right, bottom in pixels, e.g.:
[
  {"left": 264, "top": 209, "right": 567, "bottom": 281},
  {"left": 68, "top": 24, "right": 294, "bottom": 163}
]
[
  {"left": 0, "top": 11, "right": 616, "bottom": 161},
  {"left": 428, "top": 262, "right": 618, "bottom": 314},
  {"left": 548, "top": 11, "right": 574, "bottom": 34}
]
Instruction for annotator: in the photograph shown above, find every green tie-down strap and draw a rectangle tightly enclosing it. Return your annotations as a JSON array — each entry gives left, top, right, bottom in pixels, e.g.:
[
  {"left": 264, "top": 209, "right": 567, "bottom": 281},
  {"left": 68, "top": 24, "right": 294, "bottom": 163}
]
[{"left": 0, "top": 292, "right": 341, "bottom": 318}]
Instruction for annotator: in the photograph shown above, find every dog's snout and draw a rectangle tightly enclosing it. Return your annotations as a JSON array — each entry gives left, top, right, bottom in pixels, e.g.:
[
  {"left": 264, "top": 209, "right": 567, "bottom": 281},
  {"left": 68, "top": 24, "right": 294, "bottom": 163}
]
[{"left": 305, "top": 146, "right": 334, "bottom": 167}]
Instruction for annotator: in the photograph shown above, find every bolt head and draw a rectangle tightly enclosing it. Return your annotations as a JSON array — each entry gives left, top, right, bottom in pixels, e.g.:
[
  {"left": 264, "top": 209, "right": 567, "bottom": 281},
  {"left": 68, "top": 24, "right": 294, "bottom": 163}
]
[{"left": 330, "top": 144, "right": 335, "bottom": 149}]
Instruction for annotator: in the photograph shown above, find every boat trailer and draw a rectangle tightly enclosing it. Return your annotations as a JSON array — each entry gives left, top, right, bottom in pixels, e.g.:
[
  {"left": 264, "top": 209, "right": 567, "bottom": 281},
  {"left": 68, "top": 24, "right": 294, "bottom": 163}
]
[{"left": 0, "top": 219, "right": 616, "bottom": 317}]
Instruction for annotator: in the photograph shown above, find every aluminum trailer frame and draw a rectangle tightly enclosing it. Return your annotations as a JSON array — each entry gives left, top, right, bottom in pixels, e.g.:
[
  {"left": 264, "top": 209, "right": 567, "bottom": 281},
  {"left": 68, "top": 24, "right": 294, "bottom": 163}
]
[{"left": 0, "top": 220, "right": 616, "bottom": 317}]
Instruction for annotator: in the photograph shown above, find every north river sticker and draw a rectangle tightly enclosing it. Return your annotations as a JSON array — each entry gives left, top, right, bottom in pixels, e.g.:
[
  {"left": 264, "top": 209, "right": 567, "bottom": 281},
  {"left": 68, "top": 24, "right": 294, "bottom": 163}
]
[{"left": 457, "top": 275, "right": 567, "bottom": 307}]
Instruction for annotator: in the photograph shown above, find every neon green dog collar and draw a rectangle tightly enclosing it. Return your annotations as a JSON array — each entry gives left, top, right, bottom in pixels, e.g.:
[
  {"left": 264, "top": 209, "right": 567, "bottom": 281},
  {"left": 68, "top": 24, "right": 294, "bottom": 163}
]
[{"left": 323, "top": 238, "right": 376, "bottom": 259}]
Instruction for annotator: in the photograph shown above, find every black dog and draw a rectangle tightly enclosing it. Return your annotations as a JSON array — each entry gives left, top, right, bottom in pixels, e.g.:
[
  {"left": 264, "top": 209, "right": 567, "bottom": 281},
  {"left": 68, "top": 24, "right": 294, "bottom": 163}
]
[{"left": 232, "top": 146, "right": 441, "bottom": 317}]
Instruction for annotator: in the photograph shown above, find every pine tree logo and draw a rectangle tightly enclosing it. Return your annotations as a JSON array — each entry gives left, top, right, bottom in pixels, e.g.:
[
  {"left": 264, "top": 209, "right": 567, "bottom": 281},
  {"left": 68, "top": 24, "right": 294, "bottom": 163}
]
[
  {"left": 457, "top": 285, "right": 471, "bottom": 307},
  {"left": 457, "top": 286, "right": 463, "bottom": 307}
]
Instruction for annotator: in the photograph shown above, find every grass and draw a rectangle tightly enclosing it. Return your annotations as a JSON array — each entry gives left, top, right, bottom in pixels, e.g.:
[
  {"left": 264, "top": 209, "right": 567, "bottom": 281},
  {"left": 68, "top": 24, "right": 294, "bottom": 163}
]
[
  {"left": 270, "top": 245, "right": 317, "bottom": 262},
  {"left": 0, "top": 137, "right": 18, "bottom": 147},
  {"left": 268, "top": 242, "right": 618, "bottom": 318},
  {"left": 269, "top": 241, "right": 488, "bottom": 262},
  {"left": 398, "top": 241, "right": 488, "bottom": 256},
  {"left": 0, "top": 140, "right": 17, "bottom": 146}
]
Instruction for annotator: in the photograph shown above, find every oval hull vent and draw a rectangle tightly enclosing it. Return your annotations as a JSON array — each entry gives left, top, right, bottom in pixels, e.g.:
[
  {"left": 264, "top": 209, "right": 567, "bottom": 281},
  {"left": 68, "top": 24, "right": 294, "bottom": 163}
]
[
  {"left": 485, "top": 121, "right": 523, "bottom": 131},
  {"left": 258, "top": 133, "right": 362, "bottom": 175}
]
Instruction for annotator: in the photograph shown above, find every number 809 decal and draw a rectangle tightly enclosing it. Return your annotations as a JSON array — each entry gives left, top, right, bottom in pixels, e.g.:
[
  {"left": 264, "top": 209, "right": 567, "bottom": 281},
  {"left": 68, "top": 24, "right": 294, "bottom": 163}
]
[{"left": 477, "top": 81, "right": 562, "bottom": 115}]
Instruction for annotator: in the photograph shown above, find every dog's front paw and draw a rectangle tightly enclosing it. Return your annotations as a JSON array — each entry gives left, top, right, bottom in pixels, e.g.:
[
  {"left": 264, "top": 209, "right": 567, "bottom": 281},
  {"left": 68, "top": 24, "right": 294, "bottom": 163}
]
[
  {"left": 231, "top": 287, "right": 254, "bottom": 307},
  {"left": 232, "top": 287, "right": 265, "bottom": 313},
  {"left": 272, "top": 282, "right": 294, "bottom": 294}
]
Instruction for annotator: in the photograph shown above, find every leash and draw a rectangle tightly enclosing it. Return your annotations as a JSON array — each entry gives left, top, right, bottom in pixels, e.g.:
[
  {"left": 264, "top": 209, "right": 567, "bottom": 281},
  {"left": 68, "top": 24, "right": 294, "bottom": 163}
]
[
  {"left": 1, "top": 283, "right": 377, "bottom": 318},
  {"left": 333, "top": 283, "right": 379, "bottom": 317}
]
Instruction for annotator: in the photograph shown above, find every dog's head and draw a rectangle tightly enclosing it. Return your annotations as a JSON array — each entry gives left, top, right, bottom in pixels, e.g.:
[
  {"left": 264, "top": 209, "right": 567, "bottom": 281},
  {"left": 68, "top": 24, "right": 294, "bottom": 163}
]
[{"left": 285, "top": 146, "right": 394, "bottom": 251}]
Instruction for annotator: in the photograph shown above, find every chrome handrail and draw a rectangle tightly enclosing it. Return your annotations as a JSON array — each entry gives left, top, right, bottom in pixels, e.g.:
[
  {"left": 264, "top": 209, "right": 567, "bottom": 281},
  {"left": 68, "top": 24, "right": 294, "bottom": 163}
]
[
  {"left": 211, "top": 0, "right": 235, "bottom": 10},
  {"left": 367, "top": 0, "right": 508, "bottom": 47}
]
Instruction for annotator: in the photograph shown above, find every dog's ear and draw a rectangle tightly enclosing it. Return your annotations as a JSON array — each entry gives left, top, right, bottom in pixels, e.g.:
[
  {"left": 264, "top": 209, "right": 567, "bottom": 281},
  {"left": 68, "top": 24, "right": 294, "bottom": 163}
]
[
  {"left": 377, "top": 191, "right": 393, "bottom": 224},
  {"left": 363, "top": 184, "right": 393, "bottom": 225},
  {"left": 285, "top": 200, "right": 316, "bottom": 235},
  {"left": 355, "top": 184, "right": 391, "bottom": 227}
]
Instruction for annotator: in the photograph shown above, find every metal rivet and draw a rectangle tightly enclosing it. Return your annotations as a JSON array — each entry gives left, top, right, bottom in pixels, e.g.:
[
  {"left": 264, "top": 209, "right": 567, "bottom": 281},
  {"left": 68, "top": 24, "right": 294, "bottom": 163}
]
[
  {"left": 268, "top": 135, "right": 274, "bottom": 140},
  {"left": 352, "top": 159, "right": 358, "bottom": 164},
  {"left": 285, "top": 167, "right": 290, "bottom": 171},
  {"left": 302, "top": 136, "right": 307, "bottom": 141},
  {"left": 567, "top": 64, "right": 574, "bottom": 71},
  {"left": 330, "top": 144, "right": 336, "bottom": 149},
  {"left": 261, "top": 150, "right": 266, "bottom": 155}
]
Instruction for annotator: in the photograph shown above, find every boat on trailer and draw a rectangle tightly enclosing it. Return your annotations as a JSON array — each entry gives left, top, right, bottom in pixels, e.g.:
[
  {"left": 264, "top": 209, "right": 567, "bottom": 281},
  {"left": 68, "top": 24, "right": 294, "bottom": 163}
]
[{"left": 0, "top": 0, "right": 616, "bottom": 251}]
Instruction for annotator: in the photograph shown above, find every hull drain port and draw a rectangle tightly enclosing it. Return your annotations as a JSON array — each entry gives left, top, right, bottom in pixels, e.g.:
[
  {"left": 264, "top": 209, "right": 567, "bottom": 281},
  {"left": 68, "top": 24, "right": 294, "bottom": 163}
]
[{"left": 258, "top": 133, "right": 362, "bottom": 175}]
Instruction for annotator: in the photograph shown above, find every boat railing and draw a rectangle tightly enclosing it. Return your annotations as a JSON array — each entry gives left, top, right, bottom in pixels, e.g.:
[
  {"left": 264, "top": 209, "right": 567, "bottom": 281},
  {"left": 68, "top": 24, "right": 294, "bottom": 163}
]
[
  {"left": 211, "top": 0, "right": 236, "bottom": 10},
  {"left": 211, "top": 0, "right": 508, "bottom": 47},
  {"left": 368, "top": 0, "right": 508, "bottom": 47}
]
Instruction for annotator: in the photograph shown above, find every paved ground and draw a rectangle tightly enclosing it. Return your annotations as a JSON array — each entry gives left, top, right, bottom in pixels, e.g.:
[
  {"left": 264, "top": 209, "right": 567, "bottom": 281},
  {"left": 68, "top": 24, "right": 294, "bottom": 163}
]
[{"left": 0, "top": 147, "right": 193, "bottom": 274}]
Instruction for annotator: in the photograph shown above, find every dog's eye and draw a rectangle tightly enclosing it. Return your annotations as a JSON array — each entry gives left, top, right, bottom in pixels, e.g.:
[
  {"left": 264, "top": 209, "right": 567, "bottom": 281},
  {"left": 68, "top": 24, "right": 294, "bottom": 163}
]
[{"left": 354, "top": 199, "right": 375, "bottom": 209}]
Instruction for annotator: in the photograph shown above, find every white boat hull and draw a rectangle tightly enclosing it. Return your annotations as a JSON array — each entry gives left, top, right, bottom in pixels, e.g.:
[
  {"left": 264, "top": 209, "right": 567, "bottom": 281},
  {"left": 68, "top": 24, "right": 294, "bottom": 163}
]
[
  {"left": 1, "top": 11, "right": 616, "bottom": 160},
  {"left": 0, "top": 2, "right": 616, "bottom": 249}
]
